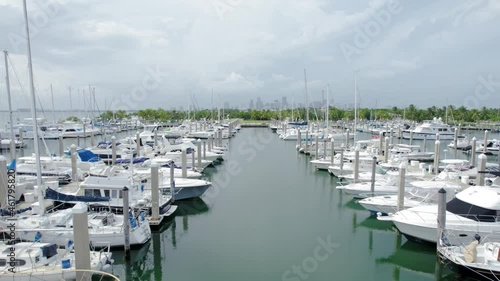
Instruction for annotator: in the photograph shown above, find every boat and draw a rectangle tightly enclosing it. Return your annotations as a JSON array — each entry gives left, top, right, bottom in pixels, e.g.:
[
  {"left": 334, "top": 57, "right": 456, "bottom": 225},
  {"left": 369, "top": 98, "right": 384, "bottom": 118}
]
[
  {"left": 402, "top": 117, "right": 463, "bottom": 140},
  {"left": 5, "top": 206, "right": 151, "bottom": 248},
  {"left": 358, "top": 180, "right": 463, "bottom": 215},
  {"left": 438, "top": 238, "right": 500, "bottom": 280},
  {"left": 0, "top": 241, "right": 113, "bottom": 280},
  {"left": 378, "top": 184, "right": 500, "bottom": 244}
]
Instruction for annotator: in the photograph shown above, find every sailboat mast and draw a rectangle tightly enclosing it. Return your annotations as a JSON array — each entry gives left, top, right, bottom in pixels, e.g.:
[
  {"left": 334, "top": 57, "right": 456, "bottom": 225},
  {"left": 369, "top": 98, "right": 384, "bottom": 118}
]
[
  {"left": 3, "top": 51, "right": 15, "bottom": 159},
  {"left": 304, "top": 69, "right": 309, "bottom": 129},
  {"left": 22, "top": 0, "right": 44, "bottom": 213},
  {"left": 50, "top": 84, "right": 56, "bottom": 123},
  {"left": 326, "top": 84, "right": 330, "bottom": 135},
  {"left": 354, "top": 71, "right": 358, "bottom": 142}
]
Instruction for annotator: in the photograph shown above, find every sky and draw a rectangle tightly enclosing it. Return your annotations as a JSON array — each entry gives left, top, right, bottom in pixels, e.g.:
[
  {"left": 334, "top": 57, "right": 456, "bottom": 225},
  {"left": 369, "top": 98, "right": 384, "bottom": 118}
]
[{"left": 0, "top": 0, "right": 499, "bottom": 112}]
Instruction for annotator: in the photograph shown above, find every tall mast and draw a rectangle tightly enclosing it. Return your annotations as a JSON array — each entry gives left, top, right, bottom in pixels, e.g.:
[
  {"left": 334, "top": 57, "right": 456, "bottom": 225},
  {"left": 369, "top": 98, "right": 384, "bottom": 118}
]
[
  {"left": 50, "top": 84, "right": 56, "bottom": 123},
  {"left": 304, "top": 69, "right": 309, "bottom": 129},
  {"left": 354, "top": 70, "right": 358, "bottom": 142},
  {"left": 326, "top": 84, "right": 330, "bottom": 135},
  {"left": 3, "top": 51, "right": 15, "bottom": 159},
  {"left": 22, "top": 0, "right": 44, "bottom": 214}
]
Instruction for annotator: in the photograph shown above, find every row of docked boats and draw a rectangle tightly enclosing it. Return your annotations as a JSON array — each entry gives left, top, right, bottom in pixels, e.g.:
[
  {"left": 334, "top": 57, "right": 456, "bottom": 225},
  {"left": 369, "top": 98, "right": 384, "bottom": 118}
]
[
  {"left": 272, "top": 120, "right": 500, "bottom": 280},
  {"left": 0, "top": 117, "right": 240, "bottom": 280}
]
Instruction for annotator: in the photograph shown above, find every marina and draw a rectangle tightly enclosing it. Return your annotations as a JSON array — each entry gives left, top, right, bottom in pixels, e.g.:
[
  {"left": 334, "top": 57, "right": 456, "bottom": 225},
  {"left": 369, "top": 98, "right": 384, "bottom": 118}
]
[
  {"left": 2, "top": 119, "right": 500, "bottom": 280},
  {"left": 1, "top": 0, "right": 500, "bottom": 280}
]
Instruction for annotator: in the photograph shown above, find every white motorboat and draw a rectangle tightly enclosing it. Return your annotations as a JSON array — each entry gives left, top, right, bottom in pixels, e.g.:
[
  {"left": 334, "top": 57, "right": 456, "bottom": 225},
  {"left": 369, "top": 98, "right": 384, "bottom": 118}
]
[
  {"left": 3, "top": 207, "right": 151, "bottom": 248},
  {"left": 0, "top": 241, "right": 113, "bottom": 281},
  {"left": 336, "top": 175, "right": 400, "bottom": 198},
  {"left": 402, "top": 117, "right": 463, "bottom": 140},
  {"left": 358, "top": 180, "right": 463, "bottom": 215},
  {"left": 378, "top": 184, "right": 500, "bottom": 244},
  {"left": 438, "top": 240, "right": 500, "bottom": 280},
  {"left": 79, "top": 175, "right": 177, "bottom": 216}
]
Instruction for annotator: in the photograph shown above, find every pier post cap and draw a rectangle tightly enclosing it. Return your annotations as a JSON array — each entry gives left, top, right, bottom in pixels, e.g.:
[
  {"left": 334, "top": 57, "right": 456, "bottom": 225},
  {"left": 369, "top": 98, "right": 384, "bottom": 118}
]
[
  {"left": 72, "top": 202, "right": 87, "bottom": 214},
  {"left": 122, "top": 186, "right": 129, "bottom": 191},
  {"left": 355, "top": 146, "right": 360, "bottom": 152},
  {"left": 435, "top": 140, "right": 441, "bottom": 145},
  {"left": 379, "top": 131, "right": 383, "bottom": 136},
  {"left": 472, "top": 137, "right": 477, "bottom": 141},
  {"left": 346, "top": 129, "right": 350, "bottom": 132},
  {"left": 399, "top": 162, "right": 406, "bottom": 170},
  {"left": 372, "top": 156, "right": 377, "bottom": 160},
  {"left": 478, "top": 154, "right": 487, "bottom": 160},
  {"left": 111, "top": 136, "right": 116, "bottom": 140},
  {"left": 150, "top": 162, "right": 160, "bottom": 168},
  {"left": 70, "top": 144, "right": 77, "bottom": 149},
  {"left": 438, "top": 188, "right": 447, "bottom": 194},
  {"left": 485, "top": 130, "right": 489, "bottom": 133}
]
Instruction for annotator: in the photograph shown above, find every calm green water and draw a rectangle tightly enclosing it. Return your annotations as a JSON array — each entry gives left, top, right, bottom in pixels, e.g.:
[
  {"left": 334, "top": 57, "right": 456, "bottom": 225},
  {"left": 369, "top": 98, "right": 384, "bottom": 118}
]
[{"left": 109, "top": 128, "right": 466, "bottom": 281}]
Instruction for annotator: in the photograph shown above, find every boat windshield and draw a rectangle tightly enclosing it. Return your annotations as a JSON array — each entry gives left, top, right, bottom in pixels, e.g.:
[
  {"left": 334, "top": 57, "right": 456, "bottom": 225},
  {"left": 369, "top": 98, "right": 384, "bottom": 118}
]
[{"left": 446, "top": 197, "right": 499, "bottom": 222}]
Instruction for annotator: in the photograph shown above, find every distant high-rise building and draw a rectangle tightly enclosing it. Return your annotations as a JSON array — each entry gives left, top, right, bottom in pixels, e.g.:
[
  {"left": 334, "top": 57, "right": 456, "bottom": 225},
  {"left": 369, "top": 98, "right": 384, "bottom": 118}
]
[
  {"left": 249, "top": 99, "right": 254, "bottom": 110},
  {"left": 281, "top": 96, "right": 288, "bottom": 109},
  {"left": 256, "top": 97, "right": 263, "bottom": 110}
]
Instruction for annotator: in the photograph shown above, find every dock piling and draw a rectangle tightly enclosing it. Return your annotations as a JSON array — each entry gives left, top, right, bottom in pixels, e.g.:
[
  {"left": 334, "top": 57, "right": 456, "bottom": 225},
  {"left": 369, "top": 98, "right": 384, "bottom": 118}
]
[
  {"left": 471, "top": 137, "right": 477, "bottom": 167},
  {"left": 72, "top": 202, "right": 91, "bottom": 281},
  {"left": 477, "top": 154, "right": 487, "bottom": 186},
  {"left": 437, "top": 188, "right": 447, "bottom": 244},
  {"left": 397, "top": 164, "right": 406, "bottom": 211},
  {"left": 122, "top": 186, "right": 130, "bottom": 259},
  {"left": 182, "top": 149, "right": 187, "bottom": 178},
  {"left": 370, "top": 156, "right": 377, "bottom": 194}
]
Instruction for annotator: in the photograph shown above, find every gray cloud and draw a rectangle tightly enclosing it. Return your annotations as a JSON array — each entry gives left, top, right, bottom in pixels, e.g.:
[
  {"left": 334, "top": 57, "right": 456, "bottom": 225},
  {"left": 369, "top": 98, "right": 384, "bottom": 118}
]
[{"left": 0, "top": 0, "right": 499, "bottom": 112}]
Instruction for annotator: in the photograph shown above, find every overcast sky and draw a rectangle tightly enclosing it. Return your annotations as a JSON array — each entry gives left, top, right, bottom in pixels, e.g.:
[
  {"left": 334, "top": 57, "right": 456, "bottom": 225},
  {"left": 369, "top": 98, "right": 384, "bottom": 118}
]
[{"left": 0, "top": 0, "right": 499, "bottom": 112}]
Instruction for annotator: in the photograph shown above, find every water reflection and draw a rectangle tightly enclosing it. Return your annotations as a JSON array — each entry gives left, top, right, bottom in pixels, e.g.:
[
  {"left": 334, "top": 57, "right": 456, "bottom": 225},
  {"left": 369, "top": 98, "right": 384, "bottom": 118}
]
[
  {"left": 174, "top": 198, "right": 210, "bottom": 217},
  {"left": 355, "top": 216, "right": 395, "bottom": 233},
  {"left": 376, "top": 239, "right": 456, "bottom": 280}
]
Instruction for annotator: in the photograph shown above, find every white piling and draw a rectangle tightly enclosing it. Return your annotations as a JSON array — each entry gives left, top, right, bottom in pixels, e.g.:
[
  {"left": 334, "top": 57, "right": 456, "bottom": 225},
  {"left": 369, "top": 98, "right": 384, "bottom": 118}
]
[
  {"left": 305, "top": 131, "right": 309, "bottom": 154},
  {"left": 384, "top": 137, "right": 389, "bottom": 163},
  {"left": 397, "top": 164, "right": 406, "bottom": 211},
  {"left": 191, "top": 148, "right": 195, "bottom": 172},
  {"left": 122, "top": 186, "right": 130, "bottom": 258},
  {"left": 345, "top": 129, "right": 350, "bottom": 149},
  {"left": 409, "top": 131, "right": 414, "bottom": 146},
  {"left": 136, "top": 132, "right": 141, "bottom": 157},
  {"left": 111, "top": 136, "right": 117, "bottom": 165},
  {"left": 170, "top": 162, "right": 176, "bottom": 203},
  {"left": 59, "top": 135, "right": 64, "bottom": 156},
  {"left": 434, "top": 140, "right": 440, "bottom": 175},
  {"left": 151, "top": 163, "right": 160, "bottom": 221},
  {"left": 70, "top": 144, "right": 77, "bottom": 182},
  {"left": 218, "top": 129, "right": 222, "bottom": 147},
  {"left": 339, "top": 146, "right": 344, "bottom": 176},
  {"left": 471, "top": 137, "right": 477, "bottom": 167},
  {"left": 378, "top": 132, "right": 383, "bottom": 156},
  {"left": 315, "top": 135, "right": 319, "bottom": 159},
  {"left": 477, "top": 154, "right": 487, "bottom": 186},
  {"left": 197, "top": 141, "right": 202, "bottom": 169},
  {"left": 72, "top": 202, "right": 91, "bottom": 281},
  {"left": 370, "top": 156, "right": 377, "bottom": 194},
  {"left": 453, "top": 128, "right": 458, "bottom": 159},
  {"left": 354, "top": 147, "right": 360, "bottom": 182},
  {"left": 437, "top": 188, "right": 447, "bottom": 243},
  {"left": 330, "top": 139, "right": 335, "bottom": 165},
  {"left": 182, "top": 149, "right": 187, "bottom": 178},
  {"left": 154, "top": 130, "right": 158, "bottom": 150},
  {"left": 484, "top": 130, "right": 489, "bottom": 154},
  {"left": 208, "top": 135, "right": 212, "bottom": 152},
  {"left": 203, "top": 141, "right": 207, "bottom": 160}
]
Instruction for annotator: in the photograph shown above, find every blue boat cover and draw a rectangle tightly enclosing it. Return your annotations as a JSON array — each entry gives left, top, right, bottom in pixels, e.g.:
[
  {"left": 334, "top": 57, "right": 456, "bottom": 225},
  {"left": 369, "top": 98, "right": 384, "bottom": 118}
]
[
  {"left": 45, "top": 187, "right": 110, "bottom": 202},
  {"left": 115, "top": 157, "right": 149, "bottom": 164},
  {"left": 65, "top": 149, "right": 101, "bottom": 162}
]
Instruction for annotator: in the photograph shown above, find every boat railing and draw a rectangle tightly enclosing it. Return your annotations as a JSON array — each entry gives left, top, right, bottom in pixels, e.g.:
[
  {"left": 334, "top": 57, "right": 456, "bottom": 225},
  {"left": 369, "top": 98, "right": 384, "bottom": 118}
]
[{"left": 396, "top": 208, "right": 500, "bottom": 225}]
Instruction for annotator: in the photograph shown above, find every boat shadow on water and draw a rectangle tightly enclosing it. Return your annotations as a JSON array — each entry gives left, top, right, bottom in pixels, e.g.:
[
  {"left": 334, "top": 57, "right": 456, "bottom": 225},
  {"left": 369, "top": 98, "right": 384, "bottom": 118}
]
[{"left": 173, "top": 197, "right": 210, "bottom": 217}]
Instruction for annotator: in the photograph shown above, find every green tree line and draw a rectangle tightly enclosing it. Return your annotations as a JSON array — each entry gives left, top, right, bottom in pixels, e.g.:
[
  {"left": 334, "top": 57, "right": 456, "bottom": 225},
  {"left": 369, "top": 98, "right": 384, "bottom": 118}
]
[{"left": 97, "top": 105, "right": 500, "bottom": 123}]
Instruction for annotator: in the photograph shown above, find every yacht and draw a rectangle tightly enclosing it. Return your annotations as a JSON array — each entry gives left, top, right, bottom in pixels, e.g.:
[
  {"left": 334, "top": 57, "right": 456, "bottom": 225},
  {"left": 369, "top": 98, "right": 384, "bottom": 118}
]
[
  {"left": 402, "top": 117, "right": 462, "bottom": 140},
  {"left": 379, "top": 184, "right": 500, "bottom": 244}
]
